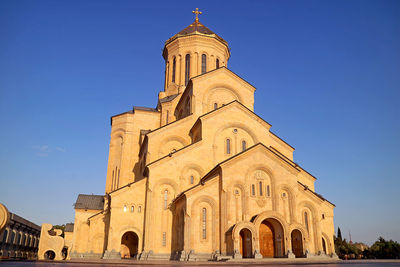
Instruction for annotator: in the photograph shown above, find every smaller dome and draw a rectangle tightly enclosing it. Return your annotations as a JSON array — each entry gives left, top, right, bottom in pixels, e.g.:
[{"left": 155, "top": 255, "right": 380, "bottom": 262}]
[{"left": 165, "top": 20, "right": 228, "bottom": 48}]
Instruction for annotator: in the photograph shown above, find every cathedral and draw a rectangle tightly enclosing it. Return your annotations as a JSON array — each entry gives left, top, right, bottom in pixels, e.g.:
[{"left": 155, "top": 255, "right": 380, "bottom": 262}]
[{"left": 66, "top": 10, "right": 337, "bottom": 261}]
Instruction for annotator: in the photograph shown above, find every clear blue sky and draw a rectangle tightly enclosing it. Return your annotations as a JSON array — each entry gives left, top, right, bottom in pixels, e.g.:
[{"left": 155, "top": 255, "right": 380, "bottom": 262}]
[{"left": 0, "top": 0, "right": 399, "bottom": 246}]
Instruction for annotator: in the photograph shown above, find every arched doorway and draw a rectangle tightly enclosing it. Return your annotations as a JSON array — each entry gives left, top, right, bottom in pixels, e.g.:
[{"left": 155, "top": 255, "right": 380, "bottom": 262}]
[
  {"left": 239, "top": 228, "right": 252, "bottom": 258},
  {"left": 259, "top": 218, "right": 284, "bottom": 258},
  {"left": 44, "top": 250, "right": 55, "bottom": 260},
  {"left": 121, "top": 232, "right": 138, "bottom": 259},
  {"left": 322, "top": 237, "right": 327, "bottom": 254},
  {"left": 291, "top": 229, "right": 303, "bottom": 258}
]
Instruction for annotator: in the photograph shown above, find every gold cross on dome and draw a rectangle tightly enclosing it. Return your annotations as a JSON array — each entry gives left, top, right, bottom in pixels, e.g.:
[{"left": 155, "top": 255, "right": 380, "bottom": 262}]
[{"left": 192, "top": 8, "right": 202, "bottom": 22}]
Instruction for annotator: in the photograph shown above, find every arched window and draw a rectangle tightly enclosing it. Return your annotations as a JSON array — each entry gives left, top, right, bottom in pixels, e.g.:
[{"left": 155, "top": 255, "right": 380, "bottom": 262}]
[
  {"left": 164, "top": 190, "right": 168, "bottom": 210},
  {"left": 251, "top": 184, "right": 256, "bottom": 196},
  {"left": 266, "top": 185, "right": 270, "bottom": 197},
  {"left": 166, "top": 110, "right": 169, "bottom": 124},
  {"left": 27, "top": 236, "right": 31, "bottom": 247},
  {"left": 304, "top": 211, "right": 309, "bottom": 233},
  {"left": 172, "top": 57, "right": 176, "bottom": 83},
  {"left": 226, "top": 139, "right": 231, "bottom": 154},
  {"left": 190, "top": 175, "right": 194, "bottom": 184},
  {"left": 185, "top": 54, "right": 190, "bottom": 85},
  {"left": 259, "top": 181, "right": 263, "bottom": 196},
  {"left": 22, "top": 234, "right": 26, "bottom": 246},
  {"left": 214, "top": 103, "right": 218, "bottom": 110},
  {"left": 111, "top": 170, "right": 114, "bottom": 190},
  {"left": 123, "top": 205, "right": 127, "bottom": 212},
  {"left": 117, "top": 169, "right": 120, "bottom": 189},
  {"left": 16, "top": 233, "right": 21, "bottom": 245},
  {"left": 10, "top": 231, "right": 15, "bottom": 245},
  {"left": 216, "top": 58, "right": 220, "bottom": 69},
  {"left": 242, "top": 140, "right": 247, "bottom": 151},
  {"left": 202, "top": 208, "right": 207, "bottom": 239},
  {"left": 2, "top": 229, "right": 8, "bottom": 243},
  {"left": 138, "top": 206, "right": 142, "bottom": 213},
  {"left": 201, "top": 54, "right": 207, "bottom": 74},
  {"left": 130, "top": 206, "right": 134, "bottom": 213}
]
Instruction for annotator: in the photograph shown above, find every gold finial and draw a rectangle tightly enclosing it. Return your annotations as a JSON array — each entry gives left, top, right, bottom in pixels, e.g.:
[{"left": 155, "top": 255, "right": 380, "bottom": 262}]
[{"left": 192, "top": 8, "right": 202, "bottom": 22}]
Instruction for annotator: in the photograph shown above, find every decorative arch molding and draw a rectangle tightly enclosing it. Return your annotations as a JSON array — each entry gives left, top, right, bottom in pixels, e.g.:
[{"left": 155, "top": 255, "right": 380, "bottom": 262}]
[
  {"left": 158, "top": 135, "right": 189, "bottom": 157},
  {"left": 276, "top": 183, "right": 297, "bottom": 223},
  {"left": 253, "top": 210, "right": 289, "bottom": 239},
  {"left": 150, "top": 178, "right": 179, "bottom": 194},
  {"left": 118, "top": 226, "right": 142, "bottom": 253},
  {"left": 245, "top": 164, "right": 276, "bottom": 210},
  {"left": 180, "top": 163, "right": 205, "bottom": 179},
  {"left": 190, "top": 195, "right": 218, "bottom": 251},
  {"left": 212, "top": 122, "right": 259, "bottom": 148},
  {"left": 203, "top": 86, "right": 242, "bottom": 110},
  {"left": 231, "top": 221, "right": 258, "bottom": 256},
  {"left": 298, "top": 200, "right": 320, "bottom": 253},
  {"left": 321, "top": 232, "right": 333, "bottom": 255}
]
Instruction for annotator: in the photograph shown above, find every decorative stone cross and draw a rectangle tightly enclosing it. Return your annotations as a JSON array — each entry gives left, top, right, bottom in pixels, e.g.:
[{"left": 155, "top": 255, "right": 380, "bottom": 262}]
[{"left": 192, "top": 8, "right": 202, "bottom": 22}]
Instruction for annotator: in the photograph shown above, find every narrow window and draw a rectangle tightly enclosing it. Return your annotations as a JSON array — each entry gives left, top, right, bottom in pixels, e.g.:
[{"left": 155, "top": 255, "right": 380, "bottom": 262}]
[
  {"left": 172, "top": 57, "right": 176, "bottom": 83},
  {"left": 166, "top": 110, "right": 169, "bottom": 124},
  {"left": 130, "top": 206, "right": 134, "bottom": 213},
  {"left": 16, "top": 233, "right": 21, "bottom": 245},
  {"left": 138, "top": 206, "right": 142, "bottom": 213},
  {"left": 190, "top": 175, "right": 194, "bottom": 184},
  {"left": 2, "top": 229, "right": 8, "bottom": 243},
  {"left": 117, "top": 169, "right": 120, "bottom": 189},
  {"left": 259, "top": 181, "right": 263, "bottom": 196},
  {"left": 214, "top": 103, "right": 218, "bottom": 110},
  {"left": 202, "top": 208, "right": 207, "bottom": 239},
  {"left": 164, "top": 190, "right": 168, "bottom": 210},
  {"left": 251, "top": 184, "right": 255, "bottom": 196},
  {"left": 216, "top": 58, "right": 220, "bottom": 69},
  {"left": 304, "top": 212, "right": 309, "bottom": 232},
  {"left": 123, "top": 205, "right": 127, "bottom": 212},
  {"left": 162, "top": 232, "right": 166, "bottom": 246},
  {"left": 242, "top": 140, "right": 247, "bottom": 151},
  {"left": 27, "top": 236, "right": 31, "bottom": 247},
  {"left": 111, "top": 170, "right": 114, "bottom": 190},
  {"left": 185, "top": 54, "right": 190, "bottom": 85},
  {"left": 201, "top": 54, "right": 207, "bottom": 74},
  {"left": 226, "top": 139, "right": 231, "bottom": 154},
  {"left": 266, "top": 185, "right": 270, "bottom": 197},
  {"left": 322, "top": 214, "right": 325, "bottom": 219}
]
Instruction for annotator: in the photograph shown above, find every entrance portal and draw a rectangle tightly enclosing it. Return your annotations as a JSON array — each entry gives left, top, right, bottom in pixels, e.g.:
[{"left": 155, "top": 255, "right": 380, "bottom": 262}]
[
  {"left": 121, "top": 232, "right": 138, "bottom": 259},
  {"left": 239, "top": 228, "right": 252, "bottom": 258},
  {"left": 291, "top": 229, "right": 303, "bottom": 257},
  {"left": 259, "top": 218, "right": 284, "bottom": 258}
]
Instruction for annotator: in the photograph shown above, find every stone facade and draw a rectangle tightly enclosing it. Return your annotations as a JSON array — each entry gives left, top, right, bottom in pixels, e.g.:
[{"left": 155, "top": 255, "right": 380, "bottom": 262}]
[
  {"left": 64, "top": 15, "right": 337, "bottom": 261},
  {"left": 0, "top": 203, "right": 40, "bottom": 259}
]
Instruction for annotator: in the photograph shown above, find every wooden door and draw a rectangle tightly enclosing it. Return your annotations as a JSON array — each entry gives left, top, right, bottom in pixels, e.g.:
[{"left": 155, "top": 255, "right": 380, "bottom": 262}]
[
  {"left": 259, "top": 221, "right": 275, "bottom": 257},
  {"left": 240, "top": 229, "right": 252, "bottom": 258},
  {"left": 291, "top": 230, "right": 303, "bottom": 257}
]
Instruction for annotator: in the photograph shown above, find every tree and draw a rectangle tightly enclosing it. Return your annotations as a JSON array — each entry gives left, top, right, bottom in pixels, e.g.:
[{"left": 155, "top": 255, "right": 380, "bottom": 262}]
[{"left": 337, "top": 227, "right": 342, "bottom": 241}]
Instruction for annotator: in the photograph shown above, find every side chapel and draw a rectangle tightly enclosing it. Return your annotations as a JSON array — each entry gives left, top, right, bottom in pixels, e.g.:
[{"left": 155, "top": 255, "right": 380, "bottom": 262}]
[{"left": 69, "top": 10, "right": 337, "bottom": 261}]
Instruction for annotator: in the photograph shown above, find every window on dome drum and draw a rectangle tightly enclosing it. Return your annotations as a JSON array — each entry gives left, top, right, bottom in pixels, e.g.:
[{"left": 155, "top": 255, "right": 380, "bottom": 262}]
[
  {"left": 164, "top": 190, "right": 168, "bottom": 209},
  {"left": 242, "top": 140, "right": 247, "bottom": 151},
  {"left": 131, "top": 206, "right": 134, "bottom": 213},
  {"left": 304, "top": 211, "right": 309, "bottom": 232},
  {"left": 251, "top": 184, "right": 255, "bottom": 196},
  {"left": 123, "top": 205, "right": 127, "bottom": 212},
  {"left": 201, "top": 54, "right": 207, "bottom": 74},
  {"left": 138, "top": 206, "right": 142, "bottom": 213},
  {"left": 259, "top": 181, "right": 263, "bottom": 196},
  {"left": 2, "top": 229, "right": 7, "bottom": 243},
  {"left": 202, "top": 208, "right": 207, "bottom": 239},
  {"left": 190, "top": 175, "right": 194, "bottom": 184},
  {"left": 172, "top": 57, "right": 176, "bottom": 83},
  {"left": 216, "top": 58, "right": 220, "bottom": 69},
  {"left": 162, "top": 232, "right": 166, "bottom": 246},
  {"left": 266, "top": 185, "right": 270, "bottom": 197},
  {"left": 226, "top": 139, "right": 231, "bottom": 154},
  {"left": 185, "top": 54, "right": 190, "bottom": 85}
]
